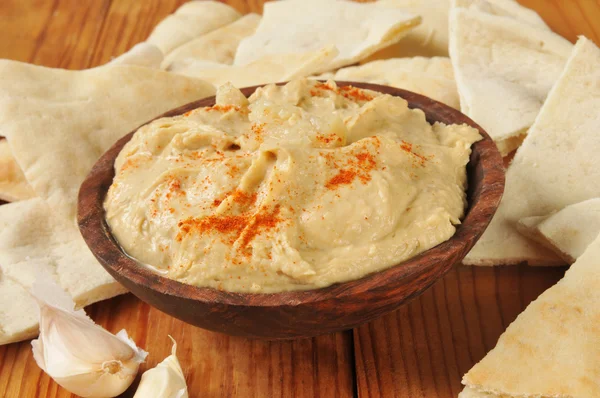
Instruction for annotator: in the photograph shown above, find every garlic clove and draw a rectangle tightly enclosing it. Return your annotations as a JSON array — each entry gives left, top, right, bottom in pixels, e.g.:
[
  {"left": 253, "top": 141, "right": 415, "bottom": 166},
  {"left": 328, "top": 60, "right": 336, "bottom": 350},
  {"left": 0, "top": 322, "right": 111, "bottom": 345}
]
[
  {"left": 134, "top": 336, "right": 188, "bottom": 398},
  {"left": 30, "top": 274, "right": 147, "bottom": 398}
]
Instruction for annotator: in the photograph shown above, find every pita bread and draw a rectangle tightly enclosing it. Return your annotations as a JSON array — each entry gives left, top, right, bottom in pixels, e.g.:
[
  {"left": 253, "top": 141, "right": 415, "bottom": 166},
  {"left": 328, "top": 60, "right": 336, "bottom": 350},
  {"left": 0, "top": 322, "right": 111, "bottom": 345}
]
[
  {"left": 368, "top": 0, "right": 450, "bottom": 58},
  {"left": 517, "top": 198, "right": 600, "bottom": 264},
  {"left": 0, "top": 60, "right": 214, "bottom": 221},
  {"left": 177, "top": 47, "right": 338, "bottom": 88},
  {"left": 234, "top": 0, "right": 420, "bottom": 73},
  {"left": 312, "top": 72, "right": 335, "bottom": 80},
  {"left": 0, "top": 198, "right": 126, "bottom": 345},
  {"left": 0, "top": 270, "right": 39, "bottom": 345},
  {"left": 449, "top": 5, "right": 572, "bottom": 156},
  {"left": 147, "top": 0, "right": 241, "bottom": 55},
  {"left": 461, "top": 232, "right": 600, "bottom": 397},
  {"left": 332, "top": 57, "right": 459, "bottom": 109},
  {"left": 0, "top": 40, "right": 167, "bottom": 204},
  {"left": 0, "top": 62, "right": 214, "bottom": 344},
  {"left": 109, "top": 42, "right": 163, "bottom": 69},
  {"left": 0, "top": 139, "right": 35, "bottom": 202},
  {"left": 162, "top": 14, "right": 260, "bottom": 71},
  {"left": 453, "top": 0, "right": 549, "bottom": 30},
  {"left": 464, "top": 37, "right": 600, "bottom": 266},
  {"left": 0, "top": 198, "right": 125, "bottom": 306}
]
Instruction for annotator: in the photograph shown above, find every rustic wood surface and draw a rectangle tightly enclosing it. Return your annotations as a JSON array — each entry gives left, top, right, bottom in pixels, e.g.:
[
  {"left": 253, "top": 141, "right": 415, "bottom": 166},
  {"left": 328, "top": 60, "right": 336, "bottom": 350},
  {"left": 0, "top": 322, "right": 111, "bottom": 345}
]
[{"left": 0, "top": 0, "right": 598, "bottom": 397}]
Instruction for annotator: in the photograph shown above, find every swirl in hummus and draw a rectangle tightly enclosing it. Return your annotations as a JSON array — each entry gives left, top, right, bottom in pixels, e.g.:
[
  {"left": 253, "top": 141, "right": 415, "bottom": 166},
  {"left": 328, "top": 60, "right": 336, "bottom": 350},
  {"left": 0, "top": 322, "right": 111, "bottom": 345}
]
[{"left": 104, "top": 79, "right": 481, "bottom": 293}]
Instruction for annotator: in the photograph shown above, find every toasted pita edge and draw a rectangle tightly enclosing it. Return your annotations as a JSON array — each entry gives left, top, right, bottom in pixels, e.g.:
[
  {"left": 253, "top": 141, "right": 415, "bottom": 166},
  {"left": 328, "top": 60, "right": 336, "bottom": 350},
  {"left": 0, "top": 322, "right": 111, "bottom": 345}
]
[{"left": 516, "top": 215, "right": 574, "bottom": 263}]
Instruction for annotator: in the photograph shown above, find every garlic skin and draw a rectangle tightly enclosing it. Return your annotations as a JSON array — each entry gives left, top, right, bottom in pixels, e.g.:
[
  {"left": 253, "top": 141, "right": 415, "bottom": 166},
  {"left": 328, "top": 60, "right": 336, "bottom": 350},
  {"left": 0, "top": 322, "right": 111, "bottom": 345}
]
[
  {"left": 134, "top": 337, "right": 188, "bottom": 398},
  {"left": 30, "top": 275, "right": 147, "bottom": 398}
]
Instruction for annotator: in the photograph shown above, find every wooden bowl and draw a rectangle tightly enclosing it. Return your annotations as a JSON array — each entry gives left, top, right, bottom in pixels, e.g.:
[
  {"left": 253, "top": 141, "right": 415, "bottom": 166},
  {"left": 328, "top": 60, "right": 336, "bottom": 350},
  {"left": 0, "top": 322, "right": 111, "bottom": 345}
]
[{"left": 78, "top": 82, "right": 505, "bottom": 340}]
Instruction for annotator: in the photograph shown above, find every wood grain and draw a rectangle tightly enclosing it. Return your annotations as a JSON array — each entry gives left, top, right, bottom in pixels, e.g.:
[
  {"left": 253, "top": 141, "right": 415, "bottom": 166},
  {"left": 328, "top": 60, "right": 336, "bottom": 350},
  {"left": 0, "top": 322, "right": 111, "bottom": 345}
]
[
  {"left": 519, "top": 0, "right": 600, "bottom": 44},
  {"left": 0, "top": 0, "right": 598, "bottom": 397}
]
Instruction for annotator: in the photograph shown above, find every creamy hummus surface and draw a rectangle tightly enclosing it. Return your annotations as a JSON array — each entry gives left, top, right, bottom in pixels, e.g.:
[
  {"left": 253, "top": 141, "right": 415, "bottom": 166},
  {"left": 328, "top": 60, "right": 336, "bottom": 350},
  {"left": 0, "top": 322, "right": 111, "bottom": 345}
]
[{"left": 105, "top": 79, "right": 481, "bottom": 293}]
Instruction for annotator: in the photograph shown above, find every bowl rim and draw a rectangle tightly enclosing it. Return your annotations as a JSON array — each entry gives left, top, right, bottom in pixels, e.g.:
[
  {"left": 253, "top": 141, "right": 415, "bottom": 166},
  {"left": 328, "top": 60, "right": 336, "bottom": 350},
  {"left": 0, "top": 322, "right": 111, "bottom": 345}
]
[{"left": 78, "top": 81, "right": 505, "bottom": 308}]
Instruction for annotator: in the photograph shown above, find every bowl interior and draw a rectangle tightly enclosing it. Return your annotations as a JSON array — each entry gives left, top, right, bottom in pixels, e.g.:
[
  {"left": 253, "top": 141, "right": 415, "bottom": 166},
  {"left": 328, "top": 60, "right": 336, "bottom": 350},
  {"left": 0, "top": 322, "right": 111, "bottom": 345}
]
[{"left": 78, "top": 82, "right": 505, "bottom": 309}]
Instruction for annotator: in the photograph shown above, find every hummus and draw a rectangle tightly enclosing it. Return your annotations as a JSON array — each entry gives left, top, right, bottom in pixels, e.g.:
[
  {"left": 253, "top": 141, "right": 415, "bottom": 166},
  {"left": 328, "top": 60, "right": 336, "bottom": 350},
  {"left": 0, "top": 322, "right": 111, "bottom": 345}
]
[{"left": 105, "top": 79, "right": 481, "bottom": 293}]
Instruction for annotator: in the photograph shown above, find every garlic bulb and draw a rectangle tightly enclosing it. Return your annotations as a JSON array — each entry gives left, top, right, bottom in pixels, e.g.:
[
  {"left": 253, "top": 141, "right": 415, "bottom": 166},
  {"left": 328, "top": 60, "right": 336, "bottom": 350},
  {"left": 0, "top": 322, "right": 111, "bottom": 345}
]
[
  {"left": 30, "top": 275, "right": 147, "bottom": 398},
  {"left": 134, "top": 336, "right": 188, "bottom": 398}
]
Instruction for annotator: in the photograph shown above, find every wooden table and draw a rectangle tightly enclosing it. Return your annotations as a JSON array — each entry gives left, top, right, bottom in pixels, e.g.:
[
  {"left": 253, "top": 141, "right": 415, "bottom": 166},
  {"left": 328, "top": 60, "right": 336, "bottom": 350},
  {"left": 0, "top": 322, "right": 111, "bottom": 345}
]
[{"left": 0, "top": 1, "right": 598, "bottom": 397}]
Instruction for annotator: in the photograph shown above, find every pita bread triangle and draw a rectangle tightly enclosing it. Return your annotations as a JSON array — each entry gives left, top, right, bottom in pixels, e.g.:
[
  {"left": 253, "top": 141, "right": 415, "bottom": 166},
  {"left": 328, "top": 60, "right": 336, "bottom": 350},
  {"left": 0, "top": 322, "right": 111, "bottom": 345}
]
[
  {"left": 176, "top": 46, "right": 338, "bottom": 88},
  {"left": 517, "top": 198, "right": 600, "bottom": 264},
  {"left": 0, "top": 42, "right": 165, "bottom": 203},
  {"left": 365, "top": 0, "right": 549, "bottom": 61},
  {"left": 146, "top": 0, "right": 241, "bottom": 55},
  {"left": 0, "top": 43, "right": 163, "bottom": 202},
  {"left": 369, "top": 0, "right": 451, "bottom": 58},
  {"left": 0, "top": 268, "right": 39, "bottom": 345},
  {"left": 449, "top": 2, "right": 573, "bottom": 156},
  {"left": 453, "top": 0, "right": 550, "bottom": 30},
  {"left": 162, "top": 13, "right": 261, "bottom": 71},
  {"left": 0, "top": 61, "right": 214, "bottom": 345},
  {"left": 464, "top": 36, "right": 600, "bottom": 266},
  {"left": 234, "top": 0, "right": 420, "bottom": 73},
  {"left": 331, "top": 56, "right": 459, "bottom": 109},
  {"left": 461, "top": 230, "right": 600, "bottom": 397}
]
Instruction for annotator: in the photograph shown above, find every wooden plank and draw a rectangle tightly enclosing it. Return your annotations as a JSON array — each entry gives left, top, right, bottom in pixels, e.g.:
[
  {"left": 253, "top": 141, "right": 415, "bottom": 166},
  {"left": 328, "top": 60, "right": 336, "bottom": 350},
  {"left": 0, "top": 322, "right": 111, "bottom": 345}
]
[{"left": 0, "top": 0, "right": 59, "bottom": 63}]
